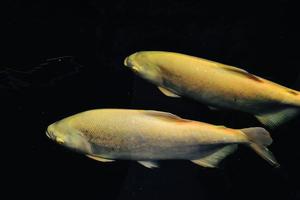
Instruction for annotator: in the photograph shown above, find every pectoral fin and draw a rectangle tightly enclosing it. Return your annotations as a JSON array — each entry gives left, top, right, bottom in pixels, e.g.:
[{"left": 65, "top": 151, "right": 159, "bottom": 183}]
[
  {"left": 191, "top": 145, "right": 237, "bottom": 168},
  {"left": 158, "top": 87, "right": 181, "bottom": 98},
  {"left": 138, "top": 161, "right": 159, "bottom": 169},
  {"left": 86, "top": 155, "right": 115, "bottom": 162},
  {"left": 208, "top": 106, "right": 219, "bottom": 110}
]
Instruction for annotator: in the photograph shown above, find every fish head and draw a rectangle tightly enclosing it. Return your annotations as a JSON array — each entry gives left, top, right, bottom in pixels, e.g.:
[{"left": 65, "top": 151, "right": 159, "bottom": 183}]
[
  {"left": 124, "top": 52, "right": 163, "bottom": 84},
  {"left": 46, "top": 121, "right": 91, "bottom": 154}
]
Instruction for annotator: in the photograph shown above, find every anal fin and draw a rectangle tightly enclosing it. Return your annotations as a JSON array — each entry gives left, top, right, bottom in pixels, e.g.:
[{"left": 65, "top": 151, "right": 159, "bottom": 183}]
[
  {"left": 138, "top": 161, "right": 159, "bottom": 169},
  {"left": 158, "top": 87, "right": 181, "bottom": 98},
  {"left": 208, "top": 106, "right": 219, "bottom": 110},
  {"left": 191, "top": 144, "right": 237, "bottom": 168},
  {"left": 256, "top": 107, "right": 300, "bottom": 129},
  {"left": 86, "top": 155, "right": 115, "bottom": 162}
]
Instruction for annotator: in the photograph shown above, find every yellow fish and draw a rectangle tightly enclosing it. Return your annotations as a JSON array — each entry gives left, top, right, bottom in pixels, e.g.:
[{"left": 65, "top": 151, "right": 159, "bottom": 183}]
[
  {"left": 124, "top": 51, "right": 300, "bottom": 128},
  {"left": 46, "top": 109, "right": 278, "bottom": 168}
]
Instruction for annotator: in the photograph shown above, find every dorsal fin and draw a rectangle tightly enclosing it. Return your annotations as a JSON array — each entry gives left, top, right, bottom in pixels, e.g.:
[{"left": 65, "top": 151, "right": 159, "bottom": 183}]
[
  {"left": 143, "top": 110, "right": 192, "bottom": 123},
  {"left": 220, "top": 64, "right": 249, "bottom": 73},
  {"left": 221, "top": 65, "right": 263, "bottom": 82},
  {"left": 144, "top": 110, "right": 181, "bottom": 118}
]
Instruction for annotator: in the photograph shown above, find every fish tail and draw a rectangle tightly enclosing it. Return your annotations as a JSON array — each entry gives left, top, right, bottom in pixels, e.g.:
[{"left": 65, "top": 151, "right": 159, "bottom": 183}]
[{"left": 240, "top": 127, "right": 279, "bottom": 167}]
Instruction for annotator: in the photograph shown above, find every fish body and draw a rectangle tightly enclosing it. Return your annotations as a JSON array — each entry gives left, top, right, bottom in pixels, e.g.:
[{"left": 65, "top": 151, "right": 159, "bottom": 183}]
[
  {"left": 124, "top": 51, "right": 300, "bottom": 128},
  {"left": 46, "top": 109, "right": 278, "bottom": 168}
]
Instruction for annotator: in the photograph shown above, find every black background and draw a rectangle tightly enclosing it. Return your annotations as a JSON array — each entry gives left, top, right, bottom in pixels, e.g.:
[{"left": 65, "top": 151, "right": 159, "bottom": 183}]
[{"left": 2, "top": 1, "right": 300, "bottom": 199}]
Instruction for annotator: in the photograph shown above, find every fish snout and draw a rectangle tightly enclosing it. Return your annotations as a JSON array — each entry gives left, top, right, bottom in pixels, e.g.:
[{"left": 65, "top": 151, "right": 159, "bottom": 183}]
[
  {"left": 45, "top": 126, "right": 65, "bottom": 145},
  {"left": 124, "top": 56, "right": 134, "bottom": 68},
  {"left": 46, "top": 129, "right": 51, "bottom": 139},
  {"left": 46, "top": 124, "right": 55, "bottom": 140},
  {"left": 124, "top": 56, "right": 139, "bottom": 73},
  {"left": 124, "top": 56, "right": 130, "bottom": 67}
]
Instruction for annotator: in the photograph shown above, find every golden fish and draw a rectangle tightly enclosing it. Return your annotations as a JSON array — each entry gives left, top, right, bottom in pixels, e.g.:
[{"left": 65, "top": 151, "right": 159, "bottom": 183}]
[
  {"left": 46, "top": 109, "right": 278, "bottom": 168},
  {"left": 124, "top": 51, "right": 300, "bottom": 128}
]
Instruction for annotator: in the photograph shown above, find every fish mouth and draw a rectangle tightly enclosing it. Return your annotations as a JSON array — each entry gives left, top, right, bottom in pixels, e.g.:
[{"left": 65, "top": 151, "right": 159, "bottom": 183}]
[
  {"left": 124, "top": 56, "right": 134, "bottom": 68},
  {"left": 124, "top": 56, "right": 130, "bottom": 67},
  {"left": 124, "top": 57, "right": 139, "bottom": 73},
  {"left": 124, "top": 57, "right": 135, "bottom": 69},
  {"left": 131, "top": 66, "right": 139, "bottom": 74},
  {"left": 46, "top": 130, "right": 51, "bottom": 139},
  {"left": 46, "top": 128, "right": 54, "bottom": 139},
  {"left": 46, "top": 130, "right": 64, "bottom": 144}
]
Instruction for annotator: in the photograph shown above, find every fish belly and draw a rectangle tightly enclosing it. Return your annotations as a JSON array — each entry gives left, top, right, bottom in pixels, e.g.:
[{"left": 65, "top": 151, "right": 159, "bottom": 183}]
[{"left": 90, "top": 133, "right": 229, "bottom": 161}]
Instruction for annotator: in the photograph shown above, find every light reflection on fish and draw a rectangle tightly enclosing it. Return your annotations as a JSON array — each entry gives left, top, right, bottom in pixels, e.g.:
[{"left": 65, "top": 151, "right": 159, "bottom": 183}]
[
  {"left": 46, "top": 109, "right": 278, "bottom": 168},
  {"left": 124, "top": 51, "right": 300, "bottom": 128}
]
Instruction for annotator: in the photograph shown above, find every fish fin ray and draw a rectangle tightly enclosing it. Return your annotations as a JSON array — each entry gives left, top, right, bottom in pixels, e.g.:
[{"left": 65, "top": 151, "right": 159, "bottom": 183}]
[
  {"left": 86, "top": 155, "right": 115, "bottom": 162},
  {"left": 144, "top": 111, "right": 199, "bottom": 124},
  {"left": 255, "top": 108, "right": 300, "bottom": 129},
  {"left": 144, "top": 110, "right": 182, "bottom": 119},
  {"left": 240, "top": 127, "right": 272, "bottom": 145},
  {"left": 221, "top": 64, "right": 248, "bottom": 73},
  {"left": 240, "top": 127, "right": 279, "bottom": 167},
  {"left": 138, "top": 161, "right": 159, "bottom": 169},
  {"left": 221, "top": 65, "right": 263, "bottom": 82},
  {"left": 216, "top": 125, "right": 227, "bottom": 128},
  {"left": 144, "top": 110, "right": 192, "bottom": 124},
  {"left": 191, "top": 144, "right": 237, "bottom": 168},
  {"left": 208, "top": 106, "right": 219, "bottom": 110},
  {"left": 158, "top": 86, "right": 181, "bottom": 98}
]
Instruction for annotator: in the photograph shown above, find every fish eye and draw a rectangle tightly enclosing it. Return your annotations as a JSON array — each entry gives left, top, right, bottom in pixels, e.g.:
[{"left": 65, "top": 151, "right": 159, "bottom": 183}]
[{"left": 56, "top": 137, "right": 65, "bottom": 144}]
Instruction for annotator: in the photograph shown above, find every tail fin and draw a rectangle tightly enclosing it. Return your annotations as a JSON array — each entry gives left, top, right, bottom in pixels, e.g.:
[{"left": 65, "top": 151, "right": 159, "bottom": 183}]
[{"left": 241, "top": 127, "right": 279, "bottom": 167}]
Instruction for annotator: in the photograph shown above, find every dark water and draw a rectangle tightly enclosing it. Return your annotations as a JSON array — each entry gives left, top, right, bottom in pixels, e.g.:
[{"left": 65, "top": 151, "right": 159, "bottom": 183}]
[{"left": 3, "top": 1, "right": 300, "bottom": 199}]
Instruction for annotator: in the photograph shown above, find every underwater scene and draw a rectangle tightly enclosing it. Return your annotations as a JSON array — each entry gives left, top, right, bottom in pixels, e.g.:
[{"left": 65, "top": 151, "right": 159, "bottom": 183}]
[{"left": 3, "top": 1, "right": 300, "bottom": 200}]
